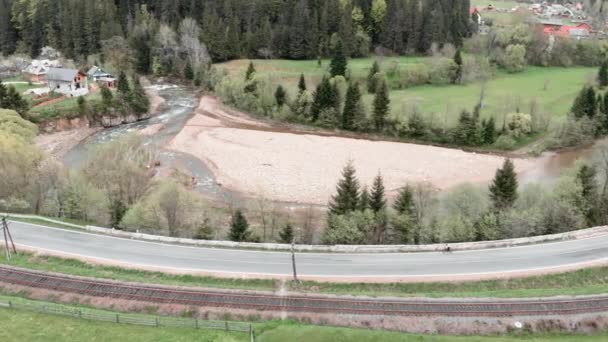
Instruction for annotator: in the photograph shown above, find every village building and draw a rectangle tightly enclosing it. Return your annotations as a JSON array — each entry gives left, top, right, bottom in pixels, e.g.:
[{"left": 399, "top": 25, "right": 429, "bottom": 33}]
[
  {"left": 22, "top": 59, "right": 62, "bottom": 82},
  {"left": 87, "top": 66, "right": 116, "bottom": 88},
  {"left": 539, "top": 19, "right": 591, "bottom": 39},
  {"left": 46, "top": 67, "right": 89, "bottom": 96}
]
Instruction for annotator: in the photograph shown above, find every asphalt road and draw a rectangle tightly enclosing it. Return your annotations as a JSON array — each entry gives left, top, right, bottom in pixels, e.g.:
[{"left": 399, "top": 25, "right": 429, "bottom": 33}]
[{"left": 7, "top": 221, "right": 608, "bottom": 279}]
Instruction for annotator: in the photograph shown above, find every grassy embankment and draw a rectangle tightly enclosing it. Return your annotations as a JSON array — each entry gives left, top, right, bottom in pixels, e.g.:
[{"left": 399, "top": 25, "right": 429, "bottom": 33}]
[
  {"left": 1, "top": 295, "right": 607, "bottom": 342},
  {"left": 2, "top": 247, "right": 607, "bottom": 299},
  {"left": 220, "top": 59, "right": 595, "bottom": 128}
]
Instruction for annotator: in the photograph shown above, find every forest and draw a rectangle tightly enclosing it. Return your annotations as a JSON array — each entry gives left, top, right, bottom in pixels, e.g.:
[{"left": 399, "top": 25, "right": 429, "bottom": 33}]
[{"left": 0, "top": 0, "right": 472, "bottom": 62}]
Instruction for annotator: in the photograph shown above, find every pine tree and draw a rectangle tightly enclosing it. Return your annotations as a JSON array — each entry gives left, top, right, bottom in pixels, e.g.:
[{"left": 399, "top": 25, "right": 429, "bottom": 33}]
[
  {"left": 453, "top": 49, "right": 463, "bottom": 84},
  {"left": 482, "top": 117, "right": 496, "bottom": 145},
  {"left": 577, "top": 164, "right": 599, "bottom": 226},
  {"left": 129, "top": 77, "right": 150, "bottom": 115},
  {"left": 571, "top": 86, "right": 597, "bottom": 119},
  {"left": 1, "top": 83, "right": 29, "bottom": 116},
  {"left": 184, "top": 62, "right": 194, "bottom": 80},
  {"left": 359, "top": 186, "right": 371, "bottom": 211},
  {"left": 245, "top": 61, "right": 256, "bottom": 81},
  {"left": 279, "top": 222, "right": 295, "bottom": 243},
  {"left": 229, "top": 209, "right": 252, "bottom": 242},
  {"left": 298, "top": 73, "right": 307, "bottom": 94},
  {"left": 599, "top": 60, "right": 608, "bottom": 88},
  {"left": 370, "top": 173, "right": 386, "bottom": 213},
  {"left": 100, "top": 85, "right": 113, "bottom": 109},
  {"left": 393, "top": 185, "right": 415, "bottom": 216},
  {"left": 117, "top": 71, "right": 130, "bottom": 96},
  {"left": 489, "top": 159, "right": 518, "bottom": 210},
  {"left": 311, "top": 76, "right": 336, "bottom": 121},
  {"left": 372, "top": 79, "right": 390, "bottom": 131},
  {"left": 342, "top": 82, "right": 363, "bottom": 130},
  {"left": 275, "top": 85, "right": 287, "bottom": 108},
  {"left": 367, "top": 60, "right": 380, "bottom": 93},
  {"left": 77, "top": 96, "right": 87, "bottom": 117},
  {"left": 329, "top": 161, "right": 360, "bottom": 215},
  {"left": 330, "top": 38, "right": 347, "bottom": 77}
]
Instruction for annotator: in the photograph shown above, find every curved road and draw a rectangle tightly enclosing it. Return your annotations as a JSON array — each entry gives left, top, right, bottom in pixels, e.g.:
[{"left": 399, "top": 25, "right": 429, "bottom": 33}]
[{"left": 8, "top": 221, "right": 608, "bottom": 281}]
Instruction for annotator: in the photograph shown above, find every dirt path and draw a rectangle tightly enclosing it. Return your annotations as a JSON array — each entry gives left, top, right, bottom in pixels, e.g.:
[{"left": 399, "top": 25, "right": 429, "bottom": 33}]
[{"left": 166, "top": 97, "right": 539, "bottom": 205}]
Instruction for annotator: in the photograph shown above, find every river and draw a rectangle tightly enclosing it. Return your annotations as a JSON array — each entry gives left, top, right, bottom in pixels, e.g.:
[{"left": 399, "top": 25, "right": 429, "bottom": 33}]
[{"left": 62, "top": 85, "right": 236, "bottom": 202}]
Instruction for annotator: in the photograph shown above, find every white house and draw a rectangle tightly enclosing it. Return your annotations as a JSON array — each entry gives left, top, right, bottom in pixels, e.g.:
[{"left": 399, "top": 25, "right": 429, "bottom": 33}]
[{"left": 46, "top": 68, "right": 89, "bottom": 96}]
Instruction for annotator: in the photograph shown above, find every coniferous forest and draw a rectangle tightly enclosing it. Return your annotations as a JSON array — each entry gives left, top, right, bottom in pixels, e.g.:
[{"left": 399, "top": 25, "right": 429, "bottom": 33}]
[{"left": 0, "top": 0, "right": 472, "bottom": 62}]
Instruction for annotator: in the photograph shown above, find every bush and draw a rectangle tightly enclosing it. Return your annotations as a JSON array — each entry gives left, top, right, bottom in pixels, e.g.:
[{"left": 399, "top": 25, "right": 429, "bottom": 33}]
[
  {"left": 399, "top": 64, "right": 430, "bottom": 88},
  {"left": 505, "top": 112, "right": 532, "bottom": 138},
  {"left": 547, "top": 116, "right": 596, "bottom": 149},
  {"left": 323, "top": 210, "right": 376, "bottom": 245},
  {"left": 503, "top": 44, "right": 526, "bottom": 73},
  {"left": 493, "top": 135, "right": 517, "bottom": 150},
  {"left": 427, "top": 58, "right": 457, "bottom": 85}
]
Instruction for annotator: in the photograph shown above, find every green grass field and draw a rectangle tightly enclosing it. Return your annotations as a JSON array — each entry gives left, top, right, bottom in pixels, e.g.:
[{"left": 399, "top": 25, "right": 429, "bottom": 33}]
[
  {"left": 2, "top": 306, "right": 607, "bottom": 342},
  {"left": 220, "top": 59, "right": 595, "bottom": 127},
  {"left": 383, "top": 67, "right": 595, "bottom": 125},
  {"left": 0, "top": 307, "right": 246, "bottom": 342},
  {"left": 2, "top": 249, "right": 608, "bottom": 299}
]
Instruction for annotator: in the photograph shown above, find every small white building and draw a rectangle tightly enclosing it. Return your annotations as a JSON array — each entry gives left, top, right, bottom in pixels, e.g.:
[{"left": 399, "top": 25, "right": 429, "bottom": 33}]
[{"left": 46, "top": 68, "right": 89, "bottom": 96}]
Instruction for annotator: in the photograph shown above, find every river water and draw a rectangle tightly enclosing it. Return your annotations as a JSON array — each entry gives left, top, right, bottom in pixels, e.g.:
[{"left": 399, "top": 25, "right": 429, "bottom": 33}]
[
  {"left": 62, "top": 85, "right": 235, "bottom": 202},
  {"left": 61, "top": 85, "right": 605, "bottom": 203}
]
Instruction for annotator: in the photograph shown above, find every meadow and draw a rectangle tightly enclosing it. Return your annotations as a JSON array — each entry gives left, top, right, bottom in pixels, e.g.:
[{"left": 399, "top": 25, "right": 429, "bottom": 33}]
[{"left": 220, "top": 58, "right": 595, "bottom": 127}]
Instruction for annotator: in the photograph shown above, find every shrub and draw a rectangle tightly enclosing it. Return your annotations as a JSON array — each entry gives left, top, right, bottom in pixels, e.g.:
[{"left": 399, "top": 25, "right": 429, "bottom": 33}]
[
  {"left": 505, "top": 112, "right": 532, "bottom": 138},
  {"left": 493, "top": 135, "right": 517, "bottom": 150},
  {"left": 503, "top": 44, "right": 526, "bottom": 73},
  {"left": 427, "top": 58, "right": 457, "bottom": 85},
  {"left": 547, "top": 116, "right": 596, "bottom": 149},
  {"left": 400, "top": 64, "right": 430, "bottom": 88}
]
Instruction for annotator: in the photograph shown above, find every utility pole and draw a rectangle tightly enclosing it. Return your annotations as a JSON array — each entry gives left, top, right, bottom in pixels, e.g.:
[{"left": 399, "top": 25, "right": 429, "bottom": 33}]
[
  {"left": 2, "top": 216, "right": 17, "bottom": 260},
  {"left": 291, "top": 229, "right": 299, "bottom": 284}
]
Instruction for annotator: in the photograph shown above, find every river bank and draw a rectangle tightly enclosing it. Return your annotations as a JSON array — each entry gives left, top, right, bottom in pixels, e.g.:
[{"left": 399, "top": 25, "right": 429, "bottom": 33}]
[
  {"left": 34, "top": 82, "right": 166, "bottom": 160},
  {"left": 168, "top": 97, "right": 539, "bottom": 205}
]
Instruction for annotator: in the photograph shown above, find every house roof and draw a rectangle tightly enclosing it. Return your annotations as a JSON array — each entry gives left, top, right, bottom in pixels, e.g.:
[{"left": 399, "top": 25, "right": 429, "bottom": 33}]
[
  {"left": 87, "top": 65, "right": 114, "bottom": 78},
  {"left": 47, "top": 68, "right": 80, "bottom": 82}
]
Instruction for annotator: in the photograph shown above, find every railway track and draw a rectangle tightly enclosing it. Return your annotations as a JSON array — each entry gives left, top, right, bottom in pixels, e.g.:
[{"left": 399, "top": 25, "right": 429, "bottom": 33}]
[{"left": 1, "top": 266, "right": 608, "bottom": 317}]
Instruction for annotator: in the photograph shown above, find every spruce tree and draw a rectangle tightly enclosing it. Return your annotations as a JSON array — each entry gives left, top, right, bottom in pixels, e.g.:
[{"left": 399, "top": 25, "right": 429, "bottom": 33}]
[
  {"left": 453, "top": 49, "right": 463, "bottom": 84},
  {"left": 184, "top": 62, "right": 194, "bottom": 80},
  {"left": 342, "top": 82, "right": 362, "bottom": 130},
  {"left": 571, "top": 86, "right": 597, "bottom": 119},
  {"left": 489, "top": 158, "right": 518, "bottom": 210},
  {"left": 100, "top": 85, "right": 113, "bottom": 109},
  {"left": 372, "top": 79, "right": 390, "bottom": 131},
  {"left": 311, "top": 76, "right": 336, "bottom": 121},
  {"left": 329, "top": 161, "right": 360, "bottom": 215},
  {"left": 275, "top": 85, "right": 287, "bottom": 108},
  {"left": 599, "top": 60, "right": 608, "bottom": 88},
  {"left": 129, "top": 77, "right": 150, "bottom": 115},
  {"left": 245, "top": 61, "right": 256, "bottom": 81},
  {"left": 482, "top": 117, "right": 496, "bottom": 145},
  {"left": 394, "top": 185, "right": 415, "bottom": 216},
  {"left": 577, "top": 164, "right": 599, "bottom": 226},
  {"left": 117, "top": 71, "right": 130, "bottom": 96},
  {"left": 279, "top": 223, "right": 295, "bottom": 243},
  {"left": 367, "top": 61, "right": 380, "bottom": 93},
  {"left": 370, "top": 173, "right": 386, "bottom": 213},
  {"left": 229, "top": 209, "right": 251, "bottom": 242},
  {"left": 359, "top": 186, "right": 371, "bottom": 211},
  {"left": 330, "top": 38, "right": 347, "bottom": 77},
  {"left": 298, "top": 73, "right": 307, "bottom": 94}
]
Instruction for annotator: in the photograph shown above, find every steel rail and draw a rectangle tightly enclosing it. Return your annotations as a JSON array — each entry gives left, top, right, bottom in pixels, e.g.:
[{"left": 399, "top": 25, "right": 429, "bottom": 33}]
[{"left": 1, "top": 266, "right": 608, "bottom": 317}]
